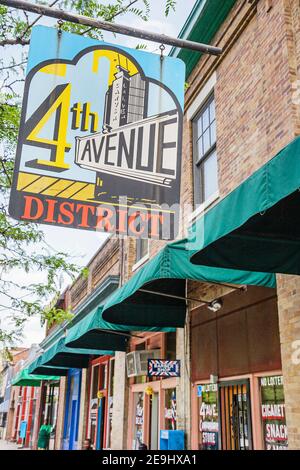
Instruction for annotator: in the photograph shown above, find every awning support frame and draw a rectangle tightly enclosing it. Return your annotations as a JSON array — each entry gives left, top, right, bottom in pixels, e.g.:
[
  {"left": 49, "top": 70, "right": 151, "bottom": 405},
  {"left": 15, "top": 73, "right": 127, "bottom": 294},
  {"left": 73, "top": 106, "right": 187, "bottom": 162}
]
[{"left": 139, "top": 284, "right": 247, "bottom": 306}]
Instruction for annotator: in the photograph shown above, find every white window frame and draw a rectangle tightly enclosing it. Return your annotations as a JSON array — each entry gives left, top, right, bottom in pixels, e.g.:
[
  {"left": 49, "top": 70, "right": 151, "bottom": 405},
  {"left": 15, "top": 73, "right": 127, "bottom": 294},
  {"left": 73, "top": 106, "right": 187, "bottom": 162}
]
[
  {"left": 132, "top": 239, "right": 149, "bottom": 272},
  {"left": 187, "top": 72, "right": 219, "bottom": 222}
]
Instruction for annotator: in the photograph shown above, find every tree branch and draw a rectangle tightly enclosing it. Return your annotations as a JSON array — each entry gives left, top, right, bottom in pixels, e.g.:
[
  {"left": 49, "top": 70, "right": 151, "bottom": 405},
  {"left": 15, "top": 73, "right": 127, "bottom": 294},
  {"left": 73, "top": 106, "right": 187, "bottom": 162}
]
[
  {"left": 19, "top": 0, "right": 61, "bottom": 40},
  {"left": 0, "top": 37, "right": 30, "bottom": 47},
  {"left": 80, "top": 0, "right": 139, "bottom": 36},
  {"left": 1, "top": 60, "right": 27, "bottom": 71}
]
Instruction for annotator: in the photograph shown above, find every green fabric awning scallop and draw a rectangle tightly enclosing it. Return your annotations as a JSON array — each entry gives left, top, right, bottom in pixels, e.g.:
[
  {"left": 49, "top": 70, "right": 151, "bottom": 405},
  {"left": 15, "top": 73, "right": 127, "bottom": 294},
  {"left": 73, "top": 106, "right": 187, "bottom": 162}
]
[
  {"left": 37, "top": 338, "right": 113, "bottom": 369},
  {"left": 102, "top": 240, "right": 275, "bottom": 328},
  {"left": 11, "top": 368, "right": 60, "bottom": 386},
  {"left": 65, "top": 303, "right": 175, "bottom": 351},
  {"left": 65, "top": 306, "right": 130, "bottom": 350},
  {"left": 189, "top": 135, "right": 300, "bottom": 274},
  {"left": 28, "top": 357, "right": 69, "bottom": 376}
]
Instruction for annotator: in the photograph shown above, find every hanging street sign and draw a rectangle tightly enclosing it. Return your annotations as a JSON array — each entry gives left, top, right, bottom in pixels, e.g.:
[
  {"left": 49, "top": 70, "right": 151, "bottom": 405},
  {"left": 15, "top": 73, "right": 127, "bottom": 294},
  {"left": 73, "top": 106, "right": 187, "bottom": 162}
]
[
  {"left": 9, "top": 26, "right": 185, "bottom": 240},
  {"left": 148, "top": 359, "right": 181, "bottom": 377}
]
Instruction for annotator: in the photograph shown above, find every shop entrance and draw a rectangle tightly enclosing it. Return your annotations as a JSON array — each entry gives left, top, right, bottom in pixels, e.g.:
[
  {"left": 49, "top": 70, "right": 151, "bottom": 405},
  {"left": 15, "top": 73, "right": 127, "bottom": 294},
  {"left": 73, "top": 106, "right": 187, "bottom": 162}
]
[
  {"left": 63, "top": 369, "right": 81, "bottom": 450},
  {"left": 219, "top": 380, "right": 252, "bottom": 450},
  {"left": 87, "top": 357, "right": 109, "bottom": 450},
  {"left": 149, "top": 392, "right": 159, "bottom": 450}
]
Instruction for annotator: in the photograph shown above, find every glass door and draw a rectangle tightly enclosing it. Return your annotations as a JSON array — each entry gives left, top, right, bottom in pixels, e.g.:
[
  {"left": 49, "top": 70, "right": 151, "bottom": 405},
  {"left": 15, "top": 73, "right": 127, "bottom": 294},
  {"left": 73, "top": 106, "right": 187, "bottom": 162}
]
[
  {"left": 133, "top": 392, "right": 144, "bottom": 450},
  {"left": 106, "top": 358, "right": 115, "bottom": 449},
  {"left": 149, "top": 392, "right": 159, "bottom": 450},
  {"left": 87, "top": 358, "right": 109, "bottom": 450},
  {"left": 219, "top": 380, "right": 252, "bottom": 450},
  {"left": 164, "top": 388, "right": 176, "bottom": 431},
  {"left": 88, "top": 364, "right": 99, "bottom": 449}
]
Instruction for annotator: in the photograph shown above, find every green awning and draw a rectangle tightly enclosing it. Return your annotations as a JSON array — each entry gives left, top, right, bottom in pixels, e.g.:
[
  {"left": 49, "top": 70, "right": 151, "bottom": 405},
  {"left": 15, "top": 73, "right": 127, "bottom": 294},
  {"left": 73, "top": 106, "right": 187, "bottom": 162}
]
[
  {"left": 102, "top": 240, "right": 275, "bottom": 328},
  {"left": 189, "top": 135, "right": 300, "bottom": 274},
  {"left": 11, "top": 368, "right": 60, "bottom": 387},
  {"left": 65, "top": 306, "right": 130, "bottom": 351},
  {"left": 39, "top": 338, "right": 113, "bottom": 369},
  {"left": 28, "top": 357, "right": 69, "bottom": 377},
  {"left": 66, "top": 302, "right": 176, "bottom": 351}
]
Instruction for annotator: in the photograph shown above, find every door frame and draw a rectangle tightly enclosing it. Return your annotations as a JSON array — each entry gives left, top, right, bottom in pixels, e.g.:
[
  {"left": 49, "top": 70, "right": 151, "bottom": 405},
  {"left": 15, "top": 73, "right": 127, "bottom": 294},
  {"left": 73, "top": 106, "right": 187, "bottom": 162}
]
[
  {"left": 149, "top": 391, "right": 159, "bottom": 450},
  {"left": 63, "top": 368, "right": 81, "bottom": 450},
  {"left": 128, "top": 377, "right": 177, "bottom": 450},
  {"left": 86, "top": 355, "right": 111, "bottom": 449},
  {"left": 218, "top": 379, "right": 253, "bottom": 450},
  {"left": 191, "top": 371, "right": 283, "bottom": 450}
]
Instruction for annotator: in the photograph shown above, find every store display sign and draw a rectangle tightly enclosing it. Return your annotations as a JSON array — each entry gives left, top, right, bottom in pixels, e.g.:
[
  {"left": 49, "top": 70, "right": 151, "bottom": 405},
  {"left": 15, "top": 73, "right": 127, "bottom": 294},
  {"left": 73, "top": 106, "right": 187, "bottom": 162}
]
[
  {"left": 19, "top": 420, "right": 27, "bottom": 439},
  {"left": 135, "top": 401, "right": 144, "bottom": 426},
  {"left": 260, "top": 376, "right": 288, "bottom": 450},
  {"left": 134, "top": 394, "right": 144, "bottom": 450},
  {"left": 164, "top": 389, "right": 176, "bottom": 430},
  {"left": 9, "top": 25, "right": 185, "bottom": 240},
  {"left": 89, "top": 398, "right": 98, "bottom": 426},
  {"left": 199, "top": 384, "right": 219, "bottom": 450},
  {"left": 148, "top": 359, "right": 180, "bottom": 377}
]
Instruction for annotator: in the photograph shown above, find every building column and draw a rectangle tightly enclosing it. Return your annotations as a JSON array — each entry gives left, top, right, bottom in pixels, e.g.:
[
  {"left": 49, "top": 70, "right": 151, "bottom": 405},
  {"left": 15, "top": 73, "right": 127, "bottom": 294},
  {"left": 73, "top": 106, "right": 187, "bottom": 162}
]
[
  {"left": 176, "top": 317, "right": 191, "bottom": 449},
  {"left": 277, "top": 274, "right": 300, "bottom": 449},
  {"left": 32, "top": 386, "right": 43, "bottom": 449},
  {"left": 77, "top": 368, "right": 88, "bottom": 450},
  {"left": 54, "top": 377, "right": 67, "bottom": 450},
  {"left": 110, "top": 351, "right": 128, "bottom": 449}
]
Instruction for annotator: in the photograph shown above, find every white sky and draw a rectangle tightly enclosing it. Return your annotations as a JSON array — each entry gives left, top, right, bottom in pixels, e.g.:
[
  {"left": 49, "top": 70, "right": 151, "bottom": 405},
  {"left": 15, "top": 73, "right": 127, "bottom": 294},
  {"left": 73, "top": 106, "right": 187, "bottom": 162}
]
[{"left": 1, "top": 0, "right": 197, "bottom": 347}]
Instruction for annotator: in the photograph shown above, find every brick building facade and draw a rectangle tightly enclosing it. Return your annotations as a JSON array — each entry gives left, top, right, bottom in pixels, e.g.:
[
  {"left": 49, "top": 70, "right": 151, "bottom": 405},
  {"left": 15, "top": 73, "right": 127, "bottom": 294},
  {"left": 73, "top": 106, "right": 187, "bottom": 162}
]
[
  {"left": 171, "top": 0, "right": 300, "bottom": 449},
  {"left": 6, "top": 0, "right": 300, "bottom": 450}
]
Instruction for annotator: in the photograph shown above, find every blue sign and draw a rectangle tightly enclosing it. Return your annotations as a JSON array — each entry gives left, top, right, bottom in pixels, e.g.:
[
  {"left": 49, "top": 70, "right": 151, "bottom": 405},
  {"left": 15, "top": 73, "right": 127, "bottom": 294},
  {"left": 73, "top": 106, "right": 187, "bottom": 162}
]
[
  {"left": 197, "top": 385, "right": 203, "bottom": 397},
  {"left": 148, "top": 359, "right": 180, "bottom": 377},
  {"left": 19, "top": 420, "right": 27, "bottom": 439}
]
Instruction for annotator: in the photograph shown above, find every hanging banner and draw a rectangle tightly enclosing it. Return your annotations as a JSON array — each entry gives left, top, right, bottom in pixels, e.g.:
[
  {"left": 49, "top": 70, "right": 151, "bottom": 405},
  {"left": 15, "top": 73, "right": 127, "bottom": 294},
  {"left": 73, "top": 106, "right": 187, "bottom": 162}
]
[{"left": 9, "top": 26, "right": 185, "bottom": 240}]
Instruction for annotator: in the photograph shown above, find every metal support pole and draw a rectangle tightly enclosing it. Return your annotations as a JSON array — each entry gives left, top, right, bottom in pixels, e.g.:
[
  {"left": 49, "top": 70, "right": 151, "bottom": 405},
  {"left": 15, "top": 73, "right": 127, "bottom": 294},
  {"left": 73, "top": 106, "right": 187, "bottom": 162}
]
[
  {"left": 93, "top": 328, "right": 144, "bottom": 340},
  {"left": 138, "top": 288, "right": 211, "bottom": 305},
  {"left": 0, "top": 0, "right": 223, "bottom": 55}
]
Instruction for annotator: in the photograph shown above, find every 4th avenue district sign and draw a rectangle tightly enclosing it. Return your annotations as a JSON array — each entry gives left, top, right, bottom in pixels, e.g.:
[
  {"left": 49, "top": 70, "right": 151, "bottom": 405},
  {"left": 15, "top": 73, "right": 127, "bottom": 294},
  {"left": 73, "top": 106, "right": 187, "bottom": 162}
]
[{"left": 9, "top": 25, "right": 185, "bottom": 239}]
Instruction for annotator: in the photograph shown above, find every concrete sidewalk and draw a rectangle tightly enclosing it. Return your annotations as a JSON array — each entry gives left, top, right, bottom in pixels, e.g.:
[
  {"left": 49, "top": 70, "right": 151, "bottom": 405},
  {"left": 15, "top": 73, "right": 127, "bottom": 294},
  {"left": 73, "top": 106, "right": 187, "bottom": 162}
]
[
  {"left": 0, "top": 440, "right": 30, "bottom": 450},
  {"left": 0, "top": 439, "right": 19, "bottom": 450}
]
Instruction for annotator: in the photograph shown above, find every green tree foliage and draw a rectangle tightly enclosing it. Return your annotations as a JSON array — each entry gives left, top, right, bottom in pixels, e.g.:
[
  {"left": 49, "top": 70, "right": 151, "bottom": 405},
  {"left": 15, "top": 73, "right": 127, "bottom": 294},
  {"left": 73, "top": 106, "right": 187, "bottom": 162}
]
[{"left": 0, "top": 0, "right": 176, "bottom": 346}]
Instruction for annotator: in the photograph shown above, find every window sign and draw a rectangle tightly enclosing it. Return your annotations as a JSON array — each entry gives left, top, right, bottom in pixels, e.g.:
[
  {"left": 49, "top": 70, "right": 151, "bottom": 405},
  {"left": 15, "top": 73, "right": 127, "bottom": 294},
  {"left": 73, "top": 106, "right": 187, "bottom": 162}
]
[
  {"left": 133, "top": 393, "right": 144, "bottom": 450},
  {"left": 164, "top": 389, "right": 176, "bottom": 430},
  {"left": 198, "top": 383, "right": 219, "bottom": 450},
  {"left": 148, "top": 359, "right": 180, "bottom": 377},
  {"left": 260, "top": 376, "right": 288, "bottom": 450}
]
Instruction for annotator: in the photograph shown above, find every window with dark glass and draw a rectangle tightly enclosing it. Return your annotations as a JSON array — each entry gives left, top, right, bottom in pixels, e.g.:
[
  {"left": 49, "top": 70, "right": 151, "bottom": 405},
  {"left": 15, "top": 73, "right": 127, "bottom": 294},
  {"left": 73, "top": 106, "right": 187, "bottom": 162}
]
[
  {"left": 193, "top": 95, "right": 218, "bottom": 205},
  {"left": 166, "top": 332, "right": 176, "bottom": 361},
  {"left": 135, "top": 238, "right": 149, "bottom": 264}
]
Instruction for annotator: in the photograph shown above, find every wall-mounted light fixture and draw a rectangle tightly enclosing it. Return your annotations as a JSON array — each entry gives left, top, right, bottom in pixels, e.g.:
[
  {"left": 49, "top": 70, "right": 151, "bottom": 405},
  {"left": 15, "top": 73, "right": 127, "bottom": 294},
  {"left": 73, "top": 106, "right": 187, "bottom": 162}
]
[{"left": 207, "top": 298, "right": 223, "bottom": 312}]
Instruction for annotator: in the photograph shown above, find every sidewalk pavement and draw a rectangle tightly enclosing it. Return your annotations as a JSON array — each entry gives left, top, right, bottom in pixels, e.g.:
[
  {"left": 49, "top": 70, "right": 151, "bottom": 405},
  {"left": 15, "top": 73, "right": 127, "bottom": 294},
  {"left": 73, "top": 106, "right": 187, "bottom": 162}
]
[
  {"left": 0, "top": 439, "right": 19, "bottom": 450},
  {"left": 0, "top": 439, "right": 31, "bottom": 450}
]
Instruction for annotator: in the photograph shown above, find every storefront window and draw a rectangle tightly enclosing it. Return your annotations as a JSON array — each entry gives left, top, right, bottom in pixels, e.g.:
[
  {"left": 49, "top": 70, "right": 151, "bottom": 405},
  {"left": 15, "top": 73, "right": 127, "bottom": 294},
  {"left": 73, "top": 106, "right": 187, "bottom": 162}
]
[
  {"left": 259, "top": 375, "right": 288, "bottom": 450},
  {"left": 166, "top": 332, "right": 176, "bottom": 361},
  {"left": 89, "top": 366, "right": 99, "bottom": 446},
  {"left": 198, "top": 384, "right": 219, "bottom": 450},
  {"left": 164, "top": 388, "right": 176, "bottom": 430},
  {"left": 133, "top": 392, "right": 144, "bottom": 450},
  {"left": 106, "top": 359, "right": 115, "bottom": 449},
  {"left": 92, "top": 366, "right": 99, "bottom": 399},
  {"left": 99, "top": 364, "right": 108, "bottom": 390}
]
